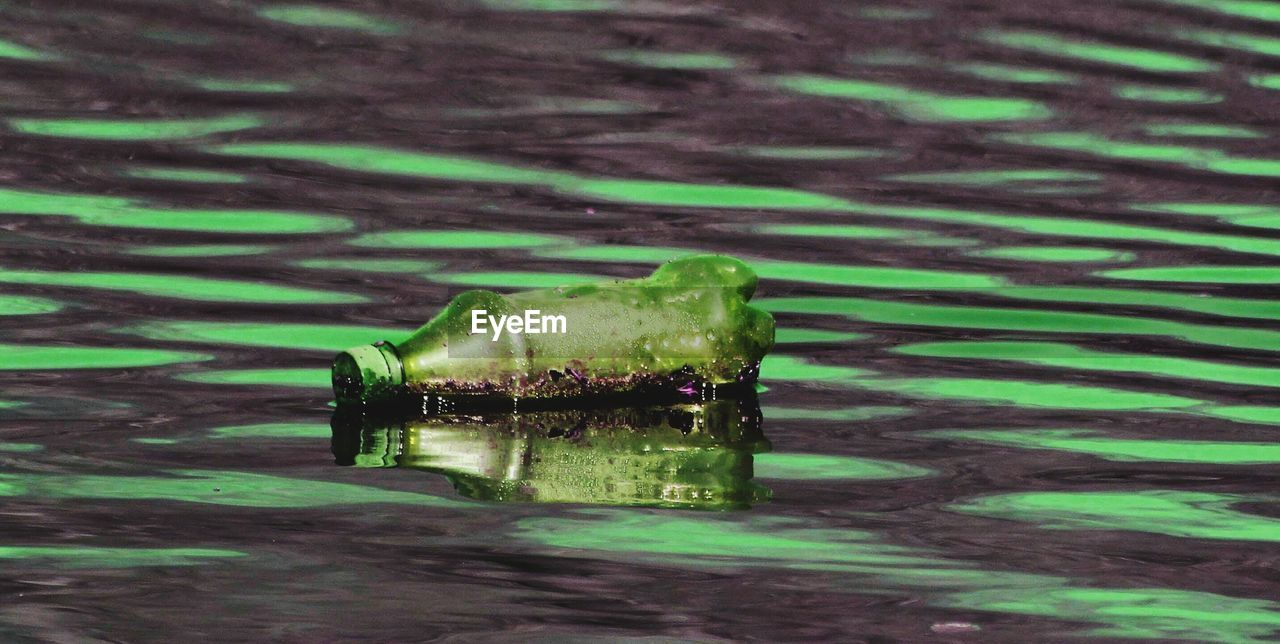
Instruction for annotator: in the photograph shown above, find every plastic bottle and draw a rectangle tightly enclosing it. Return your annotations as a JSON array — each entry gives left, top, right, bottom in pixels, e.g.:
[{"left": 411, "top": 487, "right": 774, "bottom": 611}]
[{"left": 333, "top": 255, "right": 775, "bottom": 406}]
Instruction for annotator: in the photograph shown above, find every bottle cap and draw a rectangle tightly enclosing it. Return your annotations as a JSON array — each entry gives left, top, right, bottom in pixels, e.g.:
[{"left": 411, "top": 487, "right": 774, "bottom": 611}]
[{"left": 332, "top": 341, "right": 403, "bottom": 404}]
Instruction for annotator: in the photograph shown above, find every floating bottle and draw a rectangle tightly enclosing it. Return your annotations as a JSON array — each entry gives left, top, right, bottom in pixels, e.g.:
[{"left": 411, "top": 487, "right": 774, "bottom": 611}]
[
  {"left": 330, "top": 396, "right": 771, "bottom": 510},
  {"left": 333, "top": 255, "right": 775, "bottom": 407}
]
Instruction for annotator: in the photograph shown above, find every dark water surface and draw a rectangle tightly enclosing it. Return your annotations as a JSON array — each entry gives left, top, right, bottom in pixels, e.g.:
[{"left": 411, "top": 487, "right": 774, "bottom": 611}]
[{"left": 2, "top": 0, "right": 1280, "bottom": 640}]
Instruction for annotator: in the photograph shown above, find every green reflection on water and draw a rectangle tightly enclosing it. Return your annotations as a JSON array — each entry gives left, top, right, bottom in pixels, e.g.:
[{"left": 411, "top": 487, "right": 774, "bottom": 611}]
[
  {"left": 207, "top": 142, "right": 1280, "bottom": 257},
  {"left": 432, "top": 271, "right": 609, "bottom": 289},
  {"left": 128, "top": 244, "right": 273, "bottom": 257},
  {"left": 0, "top": 469, "right": 461, "bottom": 508},
  {"left": 896, "top": 340, "right": 1280, "bottom": 389},
  {"left": 558, "top": 226, "right": 1269, "bottom": 280},
  {"left": 598, "top": 50, "right": 736, "bottom": 70},
  {"left": 997, "top": 285, "right": 1280, "bottom": 323},
  {"left": 949, "top": 62, "right": 1079, "bottom": 84},
  {"left": 1102, "top": 265, "right": 1280, "bottom": 284},
  {"left": 179, "top": 368, "right": 328, "bottom": 388},
  {"left": 1174, "top": 28, "right": 1280, "bottom": 59},
  {"left": 449, "top": 96, "right": 646, "bottom": 118},
  {"left": 993, "top": 130, "right": 1206, "bottom": 163},
  {"left": 774, "top": 328, "right": 867, "bottom": 344},
  {"left": 869, "top": 200, "right": 1280, "bottom": 257},
  {"left": 1113, "top": 84, "right": 1221, "bottom": 103},
  {"left": 8, "top": 114, "right": 264, "bottom": 141},
  {"left": 0, "top": 443, "right": 42, "bottom": 453},
  {"left": 737, "top": 146, "right": 889, "bottom": 160},
  {"left": 522, "top": 523, "right": 931, "bottom": 594},
  {"left": 132, "top": 438, "right": 180, "bottom": 445},
  {"left": 772, "top": 74, "right": 1053, "bottom": 122},
  {"left": 753, "top": 453, "right": 932, "bottom": 481},
  {"left": 519, "top": 511, "right": 944, "bottom": 566},
  {"left": 926, "top": 428, "right": 1280, "bottom": 464},
  {"left": 571, "top": 177, "right": 851, "bottom": 209},
  {"left": 886, "top": 169, "right": 1100, "bottom": 186},
  {"left": 857, "top": 376, "right": 1202, "bottom": 411},
  {"left": 760, "top": 406, "right": 908, "bottom": 422},
  {"left": 351, "top": 230, "right": 572, "bottom": 249},
  {"left": 1154, "top": 0, "right": 1280, "bottom": 22},
  {"left": 293, "top": 258, "right": 443, "bottom": 272},
  {"left": 765, "top": 352, "right": 1205, "bottom": 412},
  {"left": 901, "top": 236, "right": 979, "bottom": 247},
  {"left": 1141, "top": 123, "right": 1264, "bottom": 138},
  {"left": 0, "top": 295, "right": 62, "bottom": 316},
  {"left": 0, "top": 269, "right": 363, "bottom": 304},
  {"left": 952, "top": 491, "right": 1280, "bottom": 542},
  {"left": 209, "top": 142, "right": 568, "bottom": 185},
  {"left": 537, "top": 245, "right": 1004, "bottom": 289},
  {"left": 977, "top": 29, "right": 1218, "bottom": 72},
  {"left": 0, "top": 546, "right": 245, "bottom": 568},
  {"left": 0, "top": 38, "right": 56, "bottom": 61},
  {"left": 211, "top": 423, "right": 324, "bottom": 439},
  {"left": 1250, "top": 73, "right": 1280, "bottom": 89},
  {"left": 517, "top": 510, "right": 1280, "bottom": 641},
  {"left": 965, "top": 246, "right": 1133, "bottom": 262},
  {"left": 536, "top": 245, "right": 685, "bottom": 264},
  {"left": 1132, "top": 202, "right": 1280, "bottom": 231},
  {"left": 0, "top": 188, "right": 351, "bottom": 234},
  {"left": 257, "top": 4, "right": 403, "bottom": 35},
  {"left": 992, "top": 131, "right": 1280, "bottom": 180},
  {"left": 752, "top": 259, "right": 1002, "bottom": 289},
  {"left": 760, "top": 297, "right": 1280, "bottom": 352},
  {"left": 478, "top": 0, "right": 621, "bottom": 11},
  {"left": 0, "top": 344, "right": 210, "bottom": 370},
  {"left": 191, "top": 78, "right": 295, "bottom": 93},
  {"left": 760, "top": 354, "right": 875, "bottom": 382},
  {"left": 123, "top": 321, "right": 409, "bottom": 352},
  {"left": 1208, "top": 406, "right": 1280, "bottom": 425},
  {"left": 754, "top": 224, "right": 919, "bottom": 241},
  {"left": 563, "top": 249, "right": 1280, "bottom": 325},
  {"left": 123, "top": 167, "right": 249, "bottom": 183},
  {"left": 943, "top": 586, "right": 1280, "bottom": 642}
]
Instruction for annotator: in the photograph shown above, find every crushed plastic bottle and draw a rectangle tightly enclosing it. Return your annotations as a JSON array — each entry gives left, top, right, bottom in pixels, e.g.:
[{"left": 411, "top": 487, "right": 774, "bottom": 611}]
[{"left": 333, "top": 255, "right": 775, "bottom": 407}]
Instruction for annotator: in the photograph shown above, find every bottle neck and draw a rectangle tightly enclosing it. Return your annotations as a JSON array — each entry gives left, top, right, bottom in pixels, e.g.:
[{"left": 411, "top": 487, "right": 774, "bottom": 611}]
[{"left": 332, "top": 341, "right": 404, "bottom": 404}]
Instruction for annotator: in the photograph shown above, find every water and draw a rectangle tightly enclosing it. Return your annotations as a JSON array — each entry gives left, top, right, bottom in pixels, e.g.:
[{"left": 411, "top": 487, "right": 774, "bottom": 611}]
[{"left": 2, "top": 0, "right": 1279, "bottom": 640}]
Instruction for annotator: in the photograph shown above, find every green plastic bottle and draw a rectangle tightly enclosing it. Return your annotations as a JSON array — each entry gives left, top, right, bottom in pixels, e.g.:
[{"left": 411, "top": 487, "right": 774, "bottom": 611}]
[
  {"left": 330, "top": 397, "right": 771, "bottom": 510},
  {"left": 333, "top": 255, "right": 775, "bottom": 406}
]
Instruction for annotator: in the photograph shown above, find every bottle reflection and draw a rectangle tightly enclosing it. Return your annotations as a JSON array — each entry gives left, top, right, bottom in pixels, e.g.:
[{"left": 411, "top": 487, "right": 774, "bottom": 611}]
[{"left": 331, "top": 396, "right": 770, "bottom": 510}]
